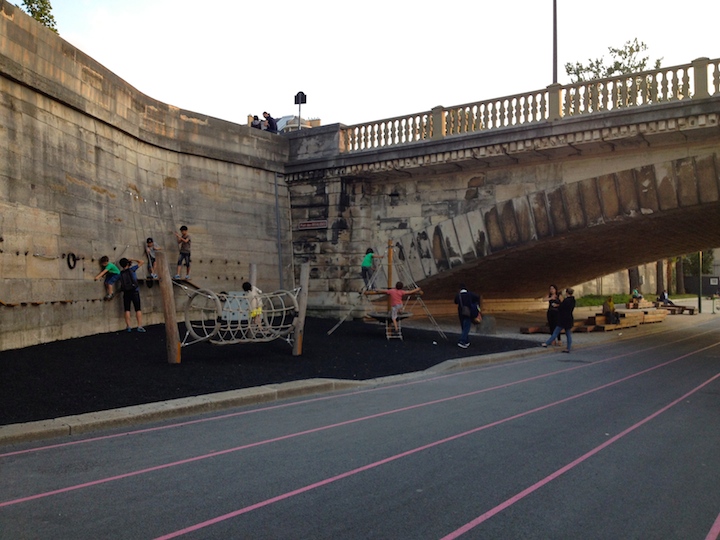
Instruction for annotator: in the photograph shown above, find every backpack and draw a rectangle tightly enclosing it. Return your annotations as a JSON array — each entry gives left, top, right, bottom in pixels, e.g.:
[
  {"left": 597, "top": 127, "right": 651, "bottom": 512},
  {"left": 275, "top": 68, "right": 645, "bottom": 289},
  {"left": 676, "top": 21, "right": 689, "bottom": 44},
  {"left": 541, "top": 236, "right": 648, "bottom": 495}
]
[{"left": 119, "top": 268, "right": 138, "bottom": 292}]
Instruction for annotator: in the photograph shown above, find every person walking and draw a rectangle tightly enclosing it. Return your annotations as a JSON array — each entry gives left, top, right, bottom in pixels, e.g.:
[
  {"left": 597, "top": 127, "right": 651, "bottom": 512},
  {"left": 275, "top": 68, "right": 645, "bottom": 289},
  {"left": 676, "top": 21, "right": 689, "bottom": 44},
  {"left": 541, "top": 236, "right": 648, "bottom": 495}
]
[
  {"left": 542, "top": 284, "right": 562, "bottom": 346},
  {"left": 543, "top": 288, "right": 576, "bottom": 353},
  {"left": 454, "top": 284, "right": 480, "bottom": 349}
]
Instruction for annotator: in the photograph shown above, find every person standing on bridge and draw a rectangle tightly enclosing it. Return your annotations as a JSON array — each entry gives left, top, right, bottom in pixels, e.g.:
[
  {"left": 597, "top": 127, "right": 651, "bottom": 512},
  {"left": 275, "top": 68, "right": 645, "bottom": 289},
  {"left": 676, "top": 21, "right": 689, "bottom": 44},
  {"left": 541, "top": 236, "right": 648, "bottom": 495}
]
[
  {"left": 263, "top": 112, "right": 278, "bottom": 133},
  {"left": 455, "top": 284, "right": 480, "bottom": 349},
  {"left": 543, "top": 288, "right": 576, "bottom": 353}
]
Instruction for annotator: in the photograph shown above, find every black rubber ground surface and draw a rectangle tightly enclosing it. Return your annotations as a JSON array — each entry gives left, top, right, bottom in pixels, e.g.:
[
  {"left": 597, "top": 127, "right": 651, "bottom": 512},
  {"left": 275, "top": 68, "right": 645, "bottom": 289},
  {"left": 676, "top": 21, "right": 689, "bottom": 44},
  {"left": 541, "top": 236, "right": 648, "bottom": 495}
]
[{"left": 0, "top": 318, "right": 535, "bottom": 425}]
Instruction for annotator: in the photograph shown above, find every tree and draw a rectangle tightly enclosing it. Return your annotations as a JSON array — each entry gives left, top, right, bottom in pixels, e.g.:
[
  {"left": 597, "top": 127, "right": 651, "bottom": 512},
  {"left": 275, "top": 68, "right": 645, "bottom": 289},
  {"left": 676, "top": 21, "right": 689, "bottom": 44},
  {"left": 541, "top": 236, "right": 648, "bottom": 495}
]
[
  {"left": 567, "top": 40, "right": 663, "bottom": 295},
  {"left": 565, "top": 39, "right": 662, "bottom": 83},
  {"left": 21, "top": 0, "right": 58, "bottom": 34},
  {"left": 682, "top": 251, "right": 714, "bottom": 276}
]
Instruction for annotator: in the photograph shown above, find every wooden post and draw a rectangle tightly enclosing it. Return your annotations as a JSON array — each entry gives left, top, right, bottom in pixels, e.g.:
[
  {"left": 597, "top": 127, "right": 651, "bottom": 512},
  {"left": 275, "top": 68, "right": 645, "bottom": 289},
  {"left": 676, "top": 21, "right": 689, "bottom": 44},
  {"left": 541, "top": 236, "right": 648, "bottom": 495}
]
[
  {"left": 155, "top": 251, "right": 181, "bottom": 364},
  {"left": 292, "top": 262, "right": 310, "bottom": 356},
  {"left": 249, "top": 263, "right": 257, "bottom": 288},
  {"left": 386, "top": 238, "right": 393, "bottom": 312}
]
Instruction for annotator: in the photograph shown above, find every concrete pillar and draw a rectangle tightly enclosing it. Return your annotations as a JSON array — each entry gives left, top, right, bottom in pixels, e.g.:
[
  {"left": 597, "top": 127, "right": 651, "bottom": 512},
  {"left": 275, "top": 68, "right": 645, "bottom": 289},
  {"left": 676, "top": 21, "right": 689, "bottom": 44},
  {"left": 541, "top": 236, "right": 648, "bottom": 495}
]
[
  {"left": 547, "top": 83, "right": 563, "bottom": 121},
  {"left": 431, "top": 106, "right": 446, "bottom": 140},
  {"left": 691, "top": 57, "right": 710, "bottom": 99}
]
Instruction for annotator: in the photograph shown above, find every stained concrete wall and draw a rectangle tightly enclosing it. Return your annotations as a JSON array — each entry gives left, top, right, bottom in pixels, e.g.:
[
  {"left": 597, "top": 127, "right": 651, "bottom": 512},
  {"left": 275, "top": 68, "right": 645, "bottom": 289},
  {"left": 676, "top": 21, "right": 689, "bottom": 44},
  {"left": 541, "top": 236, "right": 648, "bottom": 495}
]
[{"left": 0, "top": 2, "right": 291, "bottom": 350}]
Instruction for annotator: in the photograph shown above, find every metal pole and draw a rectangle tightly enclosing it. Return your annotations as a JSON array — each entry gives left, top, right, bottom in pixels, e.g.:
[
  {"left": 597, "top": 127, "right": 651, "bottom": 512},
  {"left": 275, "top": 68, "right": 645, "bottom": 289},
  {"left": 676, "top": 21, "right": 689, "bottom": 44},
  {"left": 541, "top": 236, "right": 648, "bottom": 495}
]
[
  {"left": 386, "top": 239, "right": 393, "bottom": 312},
  {"left": 298, "top": 102, "right": 302, "bottom": 131},
  {"left": 552, "top": 0, "right": 558, "bottom": 84},
  {"left": 698, "top": 251, "right": 703, "bottom": 314},
  {"left": 274, "top": 173, "right": 285, "bottom": 289}
]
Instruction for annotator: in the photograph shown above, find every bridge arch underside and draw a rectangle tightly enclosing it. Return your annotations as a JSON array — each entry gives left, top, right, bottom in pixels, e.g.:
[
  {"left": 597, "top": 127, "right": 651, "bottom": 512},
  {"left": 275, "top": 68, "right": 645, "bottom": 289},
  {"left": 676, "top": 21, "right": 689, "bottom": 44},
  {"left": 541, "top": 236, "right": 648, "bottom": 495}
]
[
  {"left": 391, "top": 151, "right": 720, "bottom": 300},
  {"left": 416, "top": 202, "right": 720, "bottom": 300}
]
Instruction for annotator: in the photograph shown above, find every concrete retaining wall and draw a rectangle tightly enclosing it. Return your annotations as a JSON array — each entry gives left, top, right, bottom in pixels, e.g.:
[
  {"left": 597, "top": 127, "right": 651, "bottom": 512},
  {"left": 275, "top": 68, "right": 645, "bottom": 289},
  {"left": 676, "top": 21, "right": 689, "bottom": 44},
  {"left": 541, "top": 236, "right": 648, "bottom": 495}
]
[{"left": 0, "top": 2, "right": 292, "bottom": 350}]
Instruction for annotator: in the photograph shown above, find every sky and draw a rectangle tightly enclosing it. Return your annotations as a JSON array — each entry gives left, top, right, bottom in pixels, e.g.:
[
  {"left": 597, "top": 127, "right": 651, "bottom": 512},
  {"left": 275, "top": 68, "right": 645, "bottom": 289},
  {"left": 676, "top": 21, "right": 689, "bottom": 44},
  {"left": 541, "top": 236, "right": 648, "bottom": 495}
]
[{"left": 44, "top": 0, "right": 720, "bottom": 128}]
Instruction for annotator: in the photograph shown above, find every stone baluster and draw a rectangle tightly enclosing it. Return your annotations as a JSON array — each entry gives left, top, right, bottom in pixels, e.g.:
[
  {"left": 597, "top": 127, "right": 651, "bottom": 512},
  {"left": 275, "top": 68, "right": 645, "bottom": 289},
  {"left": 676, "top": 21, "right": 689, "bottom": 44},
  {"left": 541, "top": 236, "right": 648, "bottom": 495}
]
[
  {"left": 681, "top": 68, "right": 691, "bottom": 100},
  {"left": 629, "top": 76, "right": 638, "bottom": 106},
  {"left": 600, "top": 83, "right": 609, "bottom": 111},
  {"left": 668, "top": 71, "right": 680, "bottom": 101},
  {"left": 649, "top": 73, "right": 659, "bottom": 103},
  {"left": 364, "top": 124, "right": 370, "bottom": 148}
]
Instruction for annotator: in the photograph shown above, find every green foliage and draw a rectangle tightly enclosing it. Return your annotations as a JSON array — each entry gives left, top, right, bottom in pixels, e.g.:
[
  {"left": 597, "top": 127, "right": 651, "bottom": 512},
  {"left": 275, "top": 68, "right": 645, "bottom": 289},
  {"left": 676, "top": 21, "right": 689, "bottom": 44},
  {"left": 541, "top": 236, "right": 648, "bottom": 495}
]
[
  {"left": 574, "top": 294, "right": 631, "bottom": 307},
  {"left": 575, "top": 292, "right": 695, "bottom": 307},
  {"left": 682, "top": 251, "right": 714, "bottom": 276},
  {"left": 564, "top": 38, "right": 662, "bottom": 83},
  {"left": 21, "top": 0, "right": 58, "bottom": 34}
]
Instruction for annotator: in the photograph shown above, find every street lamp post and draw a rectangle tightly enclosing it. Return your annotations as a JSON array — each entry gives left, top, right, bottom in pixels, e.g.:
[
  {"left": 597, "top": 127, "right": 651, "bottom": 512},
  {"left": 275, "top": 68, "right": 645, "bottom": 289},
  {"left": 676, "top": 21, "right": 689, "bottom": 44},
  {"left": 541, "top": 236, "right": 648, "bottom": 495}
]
[
  {"left": 552, "top": 0, "right": 557, "bottom": 84},
  {"left": 294, "top": 91, "right": 307, "bottom": 131},
  {"left": 698, "top": 250, "right": 703, "bottom": 314}
]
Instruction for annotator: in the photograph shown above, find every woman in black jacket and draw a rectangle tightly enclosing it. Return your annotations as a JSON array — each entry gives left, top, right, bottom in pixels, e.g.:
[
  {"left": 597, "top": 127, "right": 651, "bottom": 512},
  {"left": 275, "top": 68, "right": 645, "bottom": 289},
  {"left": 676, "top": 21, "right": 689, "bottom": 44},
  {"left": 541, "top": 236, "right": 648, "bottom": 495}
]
[{"left": 542, "top": 288, "right": 575, "bottom": 353}]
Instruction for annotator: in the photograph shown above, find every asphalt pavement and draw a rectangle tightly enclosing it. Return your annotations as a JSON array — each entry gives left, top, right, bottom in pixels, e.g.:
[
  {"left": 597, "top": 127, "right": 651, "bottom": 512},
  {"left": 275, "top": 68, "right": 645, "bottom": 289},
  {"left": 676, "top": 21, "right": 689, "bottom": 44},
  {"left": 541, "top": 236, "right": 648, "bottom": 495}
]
[{"left": 1, "top": 308, "right": 718, "bottom": 539}]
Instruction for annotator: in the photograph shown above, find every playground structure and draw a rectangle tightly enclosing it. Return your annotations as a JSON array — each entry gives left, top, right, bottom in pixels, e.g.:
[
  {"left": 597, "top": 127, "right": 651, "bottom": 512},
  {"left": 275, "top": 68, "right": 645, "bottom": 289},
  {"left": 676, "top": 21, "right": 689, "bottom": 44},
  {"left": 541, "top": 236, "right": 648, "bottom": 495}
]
[
  {"left": 177, "top": 285, "right": 300, "bottom": 346},
  {"left": 329, "top": 240, "right": 446, "bottom": 341},
  {"left": 150, "top": 252, "right": 310, "bottom": 362}
]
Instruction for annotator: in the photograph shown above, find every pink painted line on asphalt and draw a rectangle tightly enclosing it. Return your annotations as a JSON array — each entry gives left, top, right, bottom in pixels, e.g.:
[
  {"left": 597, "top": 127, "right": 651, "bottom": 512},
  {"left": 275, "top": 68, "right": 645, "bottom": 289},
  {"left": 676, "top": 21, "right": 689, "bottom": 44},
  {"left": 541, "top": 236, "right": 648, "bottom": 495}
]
[
  {"left": 3, "top": 324, "right": 699, "bottom": 460},
  {"left": 151, "top": 342, "right": 720, "bottom": 539},
  {"left": 1, "top": 333, "right": 715, "bottom": 511},
  {"left": 706, "top": 512, "right": 720, "bottom": 540},
  {"left": 441, "top": 370, "right": 720, "bottom": 539},
  {"left": 0, "top": 359, "right": 609, "bottom": 508}
]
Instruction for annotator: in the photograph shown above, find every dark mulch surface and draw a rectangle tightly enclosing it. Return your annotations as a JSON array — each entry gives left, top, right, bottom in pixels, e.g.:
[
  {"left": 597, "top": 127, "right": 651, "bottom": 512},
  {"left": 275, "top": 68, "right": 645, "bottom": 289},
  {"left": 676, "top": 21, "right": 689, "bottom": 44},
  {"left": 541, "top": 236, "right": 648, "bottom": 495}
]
[{"left": 0, "top": 318, "right": 535, "bottom": 425}]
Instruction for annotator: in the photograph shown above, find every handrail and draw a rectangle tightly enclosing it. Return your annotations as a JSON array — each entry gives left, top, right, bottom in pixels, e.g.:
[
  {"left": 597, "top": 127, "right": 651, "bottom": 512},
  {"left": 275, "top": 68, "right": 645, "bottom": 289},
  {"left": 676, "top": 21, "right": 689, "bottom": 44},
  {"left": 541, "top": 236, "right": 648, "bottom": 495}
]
[{"left": 340, "top": 57, "right": 719, "bottom": 153}]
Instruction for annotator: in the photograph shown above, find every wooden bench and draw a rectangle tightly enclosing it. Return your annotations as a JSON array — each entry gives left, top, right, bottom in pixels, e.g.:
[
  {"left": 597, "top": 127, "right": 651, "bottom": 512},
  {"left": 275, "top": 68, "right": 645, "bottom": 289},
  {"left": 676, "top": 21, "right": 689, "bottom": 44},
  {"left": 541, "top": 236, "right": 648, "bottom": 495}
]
[{"left": 626, "top": 299, "right": 655, "bottom": 309}]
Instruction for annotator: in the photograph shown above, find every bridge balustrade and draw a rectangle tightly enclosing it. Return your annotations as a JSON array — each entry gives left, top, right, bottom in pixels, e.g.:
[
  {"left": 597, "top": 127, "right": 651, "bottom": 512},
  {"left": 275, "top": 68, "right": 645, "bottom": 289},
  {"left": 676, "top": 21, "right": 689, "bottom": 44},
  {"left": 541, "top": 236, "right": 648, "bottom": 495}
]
[{"left": 340, "top": 57, "right": 719, "bottom": 153}]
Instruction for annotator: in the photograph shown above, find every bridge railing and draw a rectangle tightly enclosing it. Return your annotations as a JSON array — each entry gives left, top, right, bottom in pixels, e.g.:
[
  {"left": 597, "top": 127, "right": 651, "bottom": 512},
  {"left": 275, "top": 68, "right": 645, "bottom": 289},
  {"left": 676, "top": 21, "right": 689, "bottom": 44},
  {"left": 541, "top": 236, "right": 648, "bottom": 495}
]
[{"left": 340, "top": 57, "right": 719, "bottom": 153}]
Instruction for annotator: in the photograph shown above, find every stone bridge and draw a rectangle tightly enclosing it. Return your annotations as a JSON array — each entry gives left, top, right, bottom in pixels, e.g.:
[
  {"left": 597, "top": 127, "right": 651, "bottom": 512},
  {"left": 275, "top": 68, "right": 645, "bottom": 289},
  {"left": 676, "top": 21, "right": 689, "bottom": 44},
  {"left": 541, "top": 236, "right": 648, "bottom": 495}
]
[
  {"left": 1, "top": 0, "right": 719, "bottom": 350},
  {"left": 285, "top": 58, "right": 720, "bottom": 307}
]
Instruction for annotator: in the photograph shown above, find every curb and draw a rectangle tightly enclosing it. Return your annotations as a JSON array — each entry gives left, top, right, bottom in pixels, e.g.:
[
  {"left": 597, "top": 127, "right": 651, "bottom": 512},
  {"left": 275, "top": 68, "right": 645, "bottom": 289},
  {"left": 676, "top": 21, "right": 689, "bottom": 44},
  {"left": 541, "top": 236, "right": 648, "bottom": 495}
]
[{"left": 0, "top": 378, "right": 366, "bottom": 446}]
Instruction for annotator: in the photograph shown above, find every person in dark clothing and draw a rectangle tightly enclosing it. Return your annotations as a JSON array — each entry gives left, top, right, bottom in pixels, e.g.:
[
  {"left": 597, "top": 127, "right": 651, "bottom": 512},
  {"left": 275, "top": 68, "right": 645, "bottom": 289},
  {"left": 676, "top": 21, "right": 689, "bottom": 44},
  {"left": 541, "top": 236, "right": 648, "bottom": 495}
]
[
  {"left": 454, "top": 284, "right": 480, "bottom": 349},
  {"left": 251, "top": 115, "right": 262, "bottom": 129},
  {"left": 543, "top": 288, "right": 576, "bottom": 352},
  {"left": 263, "top": 111, "right": 278, "bottom": 133},
  {"left": 542, "top": 284, "right": 562, "bottom": 346}
]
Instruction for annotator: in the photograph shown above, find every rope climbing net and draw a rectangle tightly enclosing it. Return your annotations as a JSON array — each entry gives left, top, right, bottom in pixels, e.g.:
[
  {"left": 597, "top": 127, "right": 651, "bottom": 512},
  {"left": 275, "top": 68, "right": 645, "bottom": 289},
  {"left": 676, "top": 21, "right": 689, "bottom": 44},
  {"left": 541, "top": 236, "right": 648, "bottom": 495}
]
[{"left": 178, "top": 286, "right": 300, "bottom": 347}]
